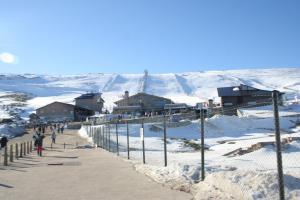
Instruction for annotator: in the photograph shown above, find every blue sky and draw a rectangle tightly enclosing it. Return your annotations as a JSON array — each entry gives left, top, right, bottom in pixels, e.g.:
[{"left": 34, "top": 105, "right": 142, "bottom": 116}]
[{"left": 0, "top": 0, "right": 300, "bottom": 74}]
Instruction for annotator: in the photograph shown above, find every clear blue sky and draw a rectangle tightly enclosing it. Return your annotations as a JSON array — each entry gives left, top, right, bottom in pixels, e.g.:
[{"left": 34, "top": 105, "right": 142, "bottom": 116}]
[{"left": 0, "top": 0, "right": 300, "bottom": 74}]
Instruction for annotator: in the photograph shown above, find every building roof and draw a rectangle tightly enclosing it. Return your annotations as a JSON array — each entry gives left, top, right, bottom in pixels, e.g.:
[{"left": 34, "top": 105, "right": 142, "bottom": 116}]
[
  {"left": 36, "top": 101, "right": 93, "bottom": 112},
  {"left": 217, "top": 84, "right": 277, "bottom": 97},
  {"left": 114, "top": 92, "right": 173, "bottom": 104},
  {"left": 75, "top": 92, "right": 104, "bottom": 102}
]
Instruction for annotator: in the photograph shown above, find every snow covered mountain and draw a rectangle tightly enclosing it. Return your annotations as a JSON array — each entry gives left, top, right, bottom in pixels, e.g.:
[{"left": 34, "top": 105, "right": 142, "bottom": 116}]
[{"left": 0, "top": 68, "right": 299, "bottom": 118}]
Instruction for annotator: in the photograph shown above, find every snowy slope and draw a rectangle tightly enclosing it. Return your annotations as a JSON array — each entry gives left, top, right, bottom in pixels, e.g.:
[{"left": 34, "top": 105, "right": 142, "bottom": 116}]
[{"left": 0, "top": 68, "right": 299, "bottom": 117}]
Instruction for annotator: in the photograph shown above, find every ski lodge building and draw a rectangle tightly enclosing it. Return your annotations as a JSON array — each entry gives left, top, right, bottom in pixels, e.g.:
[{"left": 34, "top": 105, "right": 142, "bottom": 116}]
[
  {"left": 36, "top": 102, "right": 93, "bottom": 122},
  {"left": 113, "top": 91, "right": 173, "bottom": 115},
  {"left": 217, "top": 84, "right": 284, "bottom": 115},
  {"left": 75, "top": 92, "right": 104, "bottom": 113}
]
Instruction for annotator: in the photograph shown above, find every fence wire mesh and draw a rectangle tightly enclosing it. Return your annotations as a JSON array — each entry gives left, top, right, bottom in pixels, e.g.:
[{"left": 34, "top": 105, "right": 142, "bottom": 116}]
[{"left": 82, "top": 95, "right": 300, "bottom": 200}]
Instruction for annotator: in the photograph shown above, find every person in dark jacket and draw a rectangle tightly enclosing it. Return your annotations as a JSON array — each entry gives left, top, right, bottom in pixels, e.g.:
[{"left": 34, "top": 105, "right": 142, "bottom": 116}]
[
  {"left": 36, "top": 133, "right": 45, "bottom": 156},
  {"left": 0, "top": 136, "right": 8, "bottom": 149}
]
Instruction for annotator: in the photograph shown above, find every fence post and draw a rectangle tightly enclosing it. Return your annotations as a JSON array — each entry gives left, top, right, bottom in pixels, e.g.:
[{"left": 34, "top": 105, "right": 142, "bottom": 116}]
[
  {"left": 200, "top": 109, "right": 205, "bottom": 181},
  {"left": 27, "top": 141, "right": 29, "bottom": 154},
  {"left": 4, "top": 146, "right": 8, "bottom": 166},
  {"left": 96, "top": 128, "right": 99, "bottom": 148},
  {"left": 163, "top": 115, "right": 167, "bottom": 167},
  {"left": 108, "top": 124, "right": 111, "bottom": 152},
  {"left": 15, "top": 143, "right": 19, "bottom": 159},
  {"left": 116, "top": 122, "right": 119, "bottom": 155},
  {"left": 9, "top": 145, "right": 13, "bottom": 162},
  {"left": 126, "top": 121, "right": 130, "bottom": 159},
  {"left": 272, "top": 90, "right": 285, "bottom": 200},
  {"left": 102, "top": 126, "right": 105, "bottom": 149},
  {"left": 106, "top": 125, "right": 108, "bottom": 151},
  {"left": 141, "top": 119, "right": 145, "bottom": 164},
  {"left": 99, "top": 128, "right": 102, "bottom": 148},
  {"left": 20, "top": 143, "right": 23, "bottom": 158},
  {"left": 23, "top": 142, "right": 26, "bottom": 156}
]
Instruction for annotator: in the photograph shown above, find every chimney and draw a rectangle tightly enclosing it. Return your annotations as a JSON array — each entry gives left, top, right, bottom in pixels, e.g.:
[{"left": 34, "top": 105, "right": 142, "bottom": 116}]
[
  {"left": 124, "top": 91, "right": 129, "bottom": 99},
  {"left": 208, "top": 99, "right": 214, "bottom": 109}
]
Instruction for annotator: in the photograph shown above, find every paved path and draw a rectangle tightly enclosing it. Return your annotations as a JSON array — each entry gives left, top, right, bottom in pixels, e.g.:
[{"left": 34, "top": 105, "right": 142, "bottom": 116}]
[{"left": 0, "top": 129, "right": 192, "bottom": 200}]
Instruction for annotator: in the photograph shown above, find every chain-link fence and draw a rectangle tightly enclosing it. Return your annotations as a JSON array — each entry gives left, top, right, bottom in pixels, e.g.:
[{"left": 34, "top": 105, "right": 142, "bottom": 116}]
[{"left": 82, "top": 91, "right": 300, "bottom": 200}]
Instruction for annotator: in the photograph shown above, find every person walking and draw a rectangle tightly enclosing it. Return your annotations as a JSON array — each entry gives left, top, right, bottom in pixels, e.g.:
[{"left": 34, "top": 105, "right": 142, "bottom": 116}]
[
  {"left": 51, "top": 131, "right": 56, "bottom": 144},
  {"left": 33, "top": 131, "right": 39, "bottom": 149},
  {"left": 36, "top": 133, "right": 45, "bottom": 156},
  {"left": 0, "top": 136, "right": 8, "bottom": 149}
]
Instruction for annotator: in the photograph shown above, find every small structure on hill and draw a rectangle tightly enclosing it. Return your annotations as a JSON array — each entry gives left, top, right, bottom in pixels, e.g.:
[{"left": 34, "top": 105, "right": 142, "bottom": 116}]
[
  {"left": 75, "top": 92, "right": 104, "bottom": 113},
  {"left": 36, "top": 102, "right": 93, "bottom": 122},
  {"left": 217, "top": 84, "right": 284, "bottom": 115},
  {"left": 113, "top": 91, "right": 173, "bottom": 115}
]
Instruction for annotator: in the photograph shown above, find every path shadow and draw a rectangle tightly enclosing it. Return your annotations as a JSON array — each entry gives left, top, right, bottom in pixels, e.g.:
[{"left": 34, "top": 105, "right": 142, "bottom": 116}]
[
  {"left": 43, "top": 156, "right": 78, "bottom": 159},
  {"left": 0, "top": 183, "right": 14, "bottom": 188}
]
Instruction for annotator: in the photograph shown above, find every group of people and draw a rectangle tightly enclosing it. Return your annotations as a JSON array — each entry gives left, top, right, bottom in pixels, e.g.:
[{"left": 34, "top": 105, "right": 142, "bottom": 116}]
[
  {"left": 33, "top": 127, "right": 46, "bottom": 156},
  {"left": 32, "top": 123, "right": 66, "bottom": 156}
]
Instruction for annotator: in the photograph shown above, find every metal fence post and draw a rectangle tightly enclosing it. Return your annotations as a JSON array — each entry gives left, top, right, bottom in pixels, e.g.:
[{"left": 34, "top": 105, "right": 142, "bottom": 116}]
[
  {"left": 116, "top": 122, "right": 119, "bottom": 155},
  {"left": 126, "top": 121, "right": 130, "bottom": 159},
  {"left": 100, "top": 127, "right": 102, "bottom": 148},
  {"left": 97, "top": 127, "right": 99, "bottom": 148},
  {"left": 102, "top": 126, "right": 105, "bottom": 149},
  {"left": 272, "top": 90, "right": 285, "bottom": 200},
  {"left": 200, "top": 109, "right": 205, "bottom": 181},
  {"left": 106, "top": 125, "right": 108, "bottom": 151},
  {"left": 108, "top": 124, "right": 111, "bottom": 152},
  {"left": 142, "top": 119, "right": 145, "bottom": 164},
  {"left": 163, "top": 115, "right": 167, "bottom": 167}
]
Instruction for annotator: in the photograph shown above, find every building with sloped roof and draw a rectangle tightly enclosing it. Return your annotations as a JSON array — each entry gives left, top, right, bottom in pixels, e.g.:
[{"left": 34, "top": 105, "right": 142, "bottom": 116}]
[
  {"left": 75, "top": 92, "right": 104, "bottom": 113},
  {"left": 36, "top": 102, "right": 93, "bottom": 122},
  {"left": 217, "top": 84, "right": 283, "bottom": 115},
  {"left": 113, "top": 91, "right": 173, "bottom": 115}
]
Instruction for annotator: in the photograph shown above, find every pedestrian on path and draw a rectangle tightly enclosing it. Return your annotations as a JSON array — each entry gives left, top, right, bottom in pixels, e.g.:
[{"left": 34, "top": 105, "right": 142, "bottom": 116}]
[
  {"left": 36, "top": 133, "right": 45, "bottom": 156},
  {"left": 0, "top": 136, "right": 8, "bottom": 149},
  {"left": 51, "top": 131, "right": 56, "bottom": 144},
  {"left": 33, "top": 131, "right": 39, "bottom": 148}
]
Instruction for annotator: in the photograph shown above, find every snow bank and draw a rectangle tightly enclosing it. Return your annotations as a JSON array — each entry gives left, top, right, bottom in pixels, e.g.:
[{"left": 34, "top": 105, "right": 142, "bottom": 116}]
[
  {"left": 0, "top": 123, "right": 25, "bottom": 138},
  {"left": 78, "top": 126, "right": 93, "bottom": 143},
  {"left": 193, "top": 170, "right": 300, "bottom": 200}
]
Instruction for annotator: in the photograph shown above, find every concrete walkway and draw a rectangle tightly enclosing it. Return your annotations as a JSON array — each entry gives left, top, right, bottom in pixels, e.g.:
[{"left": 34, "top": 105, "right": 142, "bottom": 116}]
[{"left": 0, "top": 129, "right": 192, "bottom": 200}]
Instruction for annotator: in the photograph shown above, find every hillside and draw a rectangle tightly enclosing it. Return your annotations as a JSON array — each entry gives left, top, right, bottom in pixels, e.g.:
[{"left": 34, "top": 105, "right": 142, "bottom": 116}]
[{"left": 0, "top": 68, "right": 299, "bottom": 120}]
